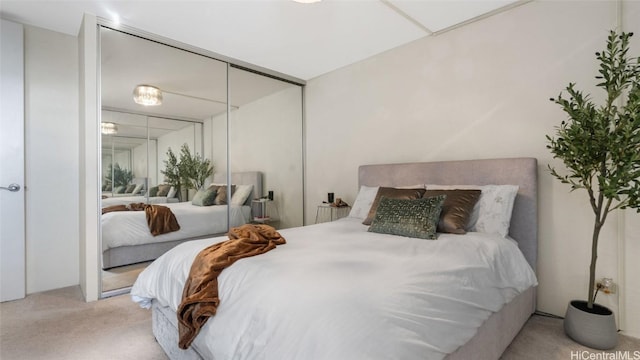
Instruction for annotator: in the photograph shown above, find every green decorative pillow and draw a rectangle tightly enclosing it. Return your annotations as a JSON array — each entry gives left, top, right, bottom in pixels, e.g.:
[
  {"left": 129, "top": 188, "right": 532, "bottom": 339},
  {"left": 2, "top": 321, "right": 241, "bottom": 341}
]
[
  {"left": 192, "top": 187, "right": 218, "bottom": 206},
  {"left": 125, "top": 184, "right": 137, "bottom": 193},
  {"left": 368, "top": 195, "right": 446, "bottom": 240},
  {"left": 149, "top": 186, "right": 159, "bottom": 197}
]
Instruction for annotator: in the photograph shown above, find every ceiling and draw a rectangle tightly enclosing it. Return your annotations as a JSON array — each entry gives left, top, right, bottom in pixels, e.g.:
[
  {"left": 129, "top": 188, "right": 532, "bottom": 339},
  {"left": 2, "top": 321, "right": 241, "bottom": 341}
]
[{"left": 0, "top": 0, "right": 525, "bottom": 81}]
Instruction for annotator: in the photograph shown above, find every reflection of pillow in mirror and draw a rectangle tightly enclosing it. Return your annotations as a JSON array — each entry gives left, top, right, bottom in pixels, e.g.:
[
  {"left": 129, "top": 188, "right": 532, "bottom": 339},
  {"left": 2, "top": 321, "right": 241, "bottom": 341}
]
[
  {"left": 132, "top": 183, "right": 143, "bottom": 195},
  {"left": 125, "top": 184, "right": 137, "bottom": 193},
  {"left": 214, "top": 185, "right": 236, "bottom": 205},
  {"left": 192, "top": 187, "right": 218, "bottom": 206},
  {"left": 231, "top": 185, "right": 253, "bottom": 206},
  {"left": 114, "top": 186, "right": 126, "bottom": 194},
  {"left": 157, "top": 184, "right": 171, "bottom": 197},
  {"left": 167, "top": 186, "right": 177, "bottom": 198},
  {"left": 149, "top": 186, "right": 159, "bottom": 197}
]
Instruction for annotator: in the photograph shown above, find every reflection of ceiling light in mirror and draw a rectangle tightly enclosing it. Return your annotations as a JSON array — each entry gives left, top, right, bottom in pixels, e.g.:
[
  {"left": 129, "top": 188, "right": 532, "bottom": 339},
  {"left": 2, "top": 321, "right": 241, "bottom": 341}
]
[
  {"left": 133, "top": 85, "right": 163, "bottom": 106},
  {"left": 101, "top": 122, "right": 118, "bottom": 135}
]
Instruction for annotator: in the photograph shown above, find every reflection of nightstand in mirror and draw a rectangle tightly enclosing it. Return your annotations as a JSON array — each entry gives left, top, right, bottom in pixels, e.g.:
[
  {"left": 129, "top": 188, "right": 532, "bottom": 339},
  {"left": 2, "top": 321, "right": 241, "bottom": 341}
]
[
  {"left": 251, "top": 199, "right": 280, "bottom": 228},
  {"left": 315, "top": 204, "right": 351, "bottom": 224}
]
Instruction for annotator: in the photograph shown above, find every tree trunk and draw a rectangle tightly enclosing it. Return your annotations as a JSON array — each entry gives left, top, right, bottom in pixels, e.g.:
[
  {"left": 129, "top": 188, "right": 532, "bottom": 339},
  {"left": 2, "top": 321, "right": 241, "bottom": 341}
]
[{"left": 588, "top": 220, "right": 603, "bottom": 309}]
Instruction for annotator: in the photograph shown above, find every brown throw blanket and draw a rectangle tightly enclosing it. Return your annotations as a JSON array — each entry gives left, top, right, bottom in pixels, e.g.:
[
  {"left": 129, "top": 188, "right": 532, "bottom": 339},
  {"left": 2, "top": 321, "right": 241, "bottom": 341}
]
[
  {"left": 101, "top": 203, "right": 180, "bottom": 236},
  {"left": 177, "top": 224, "right": 286, "bottom": 349}
]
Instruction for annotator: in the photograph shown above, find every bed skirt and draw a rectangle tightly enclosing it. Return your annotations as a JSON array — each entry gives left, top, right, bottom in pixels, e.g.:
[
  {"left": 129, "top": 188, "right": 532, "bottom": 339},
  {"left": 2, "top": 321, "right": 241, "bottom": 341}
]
[
  {"left": 103, "top": 233, "right": 224, "bottom": 269},
  {"left": 150, "top": 286, "right": 536, "bottom": 360}
]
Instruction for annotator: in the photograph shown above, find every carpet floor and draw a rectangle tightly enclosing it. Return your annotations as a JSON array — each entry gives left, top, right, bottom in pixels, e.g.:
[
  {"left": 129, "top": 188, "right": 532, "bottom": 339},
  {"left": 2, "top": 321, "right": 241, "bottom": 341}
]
[
  {"left": 1, "top": 286, "right": 638, "bottom": 359},
  {"left": 102, "top": 261, "right": 151, "bottom": 292}
]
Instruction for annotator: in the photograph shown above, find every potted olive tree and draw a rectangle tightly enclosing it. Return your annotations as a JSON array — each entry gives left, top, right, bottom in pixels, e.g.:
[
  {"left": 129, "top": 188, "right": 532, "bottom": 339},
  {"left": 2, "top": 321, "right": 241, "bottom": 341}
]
[{"left": 547, "top": 31, "right": 640, "bottom": 349}]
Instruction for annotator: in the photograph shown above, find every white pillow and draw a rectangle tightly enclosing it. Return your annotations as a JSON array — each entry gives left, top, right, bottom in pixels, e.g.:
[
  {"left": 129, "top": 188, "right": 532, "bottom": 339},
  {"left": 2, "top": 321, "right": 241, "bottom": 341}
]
[
  {"left": 132, "top": 183, "right": 143, "bottom": 195},
  {"left": 426, "top": 184, "right": 519, "bottom": 237},
  {"left": 231, "top": 184, "right": 253, "bottom": 206},
  {"left": 348, "top": 186, "right": 380, "bottom": 220},
  {"left": 167, "top": 186, "right": 177, "bottom": 199},
  {"left": 395, "top": 184, "right": 426, "bottom": 189}
]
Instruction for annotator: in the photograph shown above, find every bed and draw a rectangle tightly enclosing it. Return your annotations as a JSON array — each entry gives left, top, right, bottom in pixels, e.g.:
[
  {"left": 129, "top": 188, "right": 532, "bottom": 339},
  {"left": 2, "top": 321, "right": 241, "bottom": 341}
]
[
  {"left": 101, "top": 171, "right": 263, "bottom": 269},
  {"left": 131, "top": 158, "right": 538, "bottom": 359}
]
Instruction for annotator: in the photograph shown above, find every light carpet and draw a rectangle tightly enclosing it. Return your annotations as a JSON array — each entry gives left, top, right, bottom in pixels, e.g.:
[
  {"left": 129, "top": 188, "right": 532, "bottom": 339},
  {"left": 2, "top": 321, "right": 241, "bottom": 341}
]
[
  {"left": 1, "top": 286, "right": 638, "bottom": 359},
  {"left": 102, "top": 261, "right": 152, "bottom": 292}
]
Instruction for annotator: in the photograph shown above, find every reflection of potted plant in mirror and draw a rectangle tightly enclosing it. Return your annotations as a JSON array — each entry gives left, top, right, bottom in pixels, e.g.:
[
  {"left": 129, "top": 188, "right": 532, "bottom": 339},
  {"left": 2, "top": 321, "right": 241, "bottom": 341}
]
[
  {"left": 161, "top": 147, "right": 182, "bottom": 199},
  {"left": 546, "top": 30, "right": 639, "bottom": 350},
  {"left": 178, "top": 143, "right": 214, "bottom": 191},
  {"left": 105, "top": 163, "right": 133, "bottom": 190},
  {"left": 162, "top": 144, "right": 214, "bottom": 201}
]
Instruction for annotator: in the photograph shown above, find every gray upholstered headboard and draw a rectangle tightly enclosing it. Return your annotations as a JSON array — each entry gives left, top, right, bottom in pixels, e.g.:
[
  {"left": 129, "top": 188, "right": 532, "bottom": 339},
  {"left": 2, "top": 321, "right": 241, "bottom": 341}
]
[
  {"left": 213, "top": 171, "right": 263, "bottom": 205},
  {"left": 358, "top": 158, "right": 538, "bottom": 272}
]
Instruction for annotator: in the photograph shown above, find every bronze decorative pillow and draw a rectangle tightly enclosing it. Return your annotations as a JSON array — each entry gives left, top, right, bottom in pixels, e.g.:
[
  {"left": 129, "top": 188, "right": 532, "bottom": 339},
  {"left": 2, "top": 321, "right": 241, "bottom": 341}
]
[
  {"left": 368, "top": 196, "right": 445, "bottom": 240},
  {"left": 214, "top": 185, "right": 236, "bottom": 205},
  {"left": 362, "top": 187, "right": 426, "bottom": 225},
  {"left": 157, "top": 184, "right": 171, "bottom": 197},
  {"left": 422, "top": 189, "right": 481, "bottom": 234}
]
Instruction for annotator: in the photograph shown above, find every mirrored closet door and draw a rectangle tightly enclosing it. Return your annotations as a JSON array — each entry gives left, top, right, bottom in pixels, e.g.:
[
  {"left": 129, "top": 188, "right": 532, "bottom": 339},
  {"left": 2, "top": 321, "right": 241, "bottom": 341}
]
[
  {"left": 98, "top": 26, "right": 305, "bottom": 297},
  {"left": 228, "top": 67, "right": 304, "bottom": 229},
  {"left": 99, "top": 27, "right": 229, "bottom": 294}
]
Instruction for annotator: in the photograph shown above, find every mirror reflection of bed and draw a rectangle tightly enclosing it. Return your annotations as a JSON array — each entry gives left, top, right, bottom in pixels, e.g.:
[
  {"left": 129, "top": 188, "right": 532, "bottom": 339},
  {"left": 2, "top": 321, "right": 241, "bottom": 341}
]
[
  {"left": 99, "top": 27, "right": 304, "bottom": 294},
  {"left": 101, "top": 172, "right": 262, "bottom": 292}
]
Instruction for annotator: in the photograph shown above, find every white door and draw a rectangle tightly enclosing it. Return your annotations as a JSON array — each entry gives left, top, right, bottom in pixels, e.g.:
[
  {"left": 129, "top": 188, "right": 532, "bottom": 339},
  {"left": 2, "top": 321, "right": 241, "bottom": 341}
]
[{"left": 0, "top": 19, "right": 26, "bottom": 302}]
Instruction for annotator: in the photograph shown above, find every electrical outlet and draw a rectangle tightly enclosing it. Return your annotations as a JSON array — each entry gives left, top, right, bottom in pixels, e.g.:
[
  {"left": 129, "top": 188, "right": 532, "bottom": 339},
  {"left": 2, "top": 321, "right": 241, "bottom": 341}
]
[{"left": 597, "top": 278, "right": 616, "bottom": 295}]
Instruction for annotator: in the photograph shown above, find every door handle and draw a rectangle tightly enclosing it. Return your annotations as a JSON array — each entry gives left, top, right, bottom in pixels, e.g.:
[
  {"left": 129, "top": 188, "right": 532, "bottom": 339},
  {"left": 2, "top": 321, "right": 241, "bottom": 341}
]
[{"left": 0, "top": 183, "right": 20, "bottom": 192}]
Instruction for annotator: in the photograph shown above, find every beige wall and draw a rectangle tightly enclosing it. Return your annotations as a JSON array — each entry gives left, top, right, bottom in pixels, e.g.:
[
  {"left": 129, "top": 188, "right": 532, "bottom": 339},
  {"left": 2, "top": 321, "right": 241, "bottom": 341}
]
[
  {"left": 24, "top": 25, "right": 80, "bottom": 293},
  {"left": 305, "top": 0, "right": 639, "bottom": 336}
]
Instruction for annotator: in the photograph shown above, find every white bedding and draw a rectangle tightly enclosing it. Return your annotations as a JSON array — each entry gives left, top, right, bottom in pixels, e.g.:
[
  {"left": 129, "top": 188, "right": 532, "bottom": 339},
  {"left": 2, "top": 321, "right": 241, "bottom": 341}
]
[
  {"left": 101, "top": 195, "right": 177, "bottom": 208},
  {"left": 131, "top": 217, "right": 537, "bottom": 360},
  {"left": 102, "top": 202, "right": 251, "bottom": 251}
]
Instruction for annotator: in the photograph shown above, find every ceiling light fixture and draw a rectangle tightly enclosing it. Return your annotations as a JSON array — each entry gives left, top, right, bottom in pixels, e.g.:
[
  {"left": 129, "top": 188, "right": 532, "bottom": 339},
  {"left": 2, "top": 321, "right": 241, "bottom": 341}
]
[
  {"left": 101, "top": 122, "right": 118, "bottom": 135},
  {"left": 133, "top": 85, "right": 163, "bottom": 106},
  {"left": 293, "top": 0, "right": 321, "bottom": 3},
  {"left": 133, "top": 84, "right": 239, "bottom": 109}
]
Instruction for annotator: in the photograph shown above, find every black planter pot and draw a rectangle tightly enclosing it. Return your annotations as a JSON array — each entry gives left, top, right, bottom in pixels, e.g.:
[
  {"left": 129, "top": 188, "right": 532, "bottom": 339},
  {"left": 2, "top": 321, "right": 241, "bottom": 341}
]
[{"left": 564, "top": 300, "right": 618, "bottom": 350}]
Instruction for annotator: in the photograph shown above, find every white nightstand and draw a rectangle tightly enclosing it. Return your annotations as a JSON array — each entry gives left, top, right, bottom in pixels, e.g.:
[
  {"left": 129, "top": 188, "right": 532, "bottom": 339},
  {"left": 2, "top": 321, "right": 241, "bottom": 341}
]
[
  {"left": 251, "top": 199, "right": 279, "bottom": 228},
  {"left": 315, "top": 204, "right": 351, "bottom": 224}
]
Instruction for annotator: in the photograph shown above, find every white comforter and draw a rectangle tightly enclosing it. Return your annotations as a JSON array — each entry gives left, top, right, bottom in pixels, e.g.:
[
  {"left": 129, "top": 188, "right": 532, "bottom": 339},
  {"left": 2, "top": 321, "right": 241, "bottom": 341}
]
[
  {"left": 131, "top": 217, "right": 537, "bottom": 360},
  {"left": 102, "top": 203, "right": 250, "bottom": 251}
]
